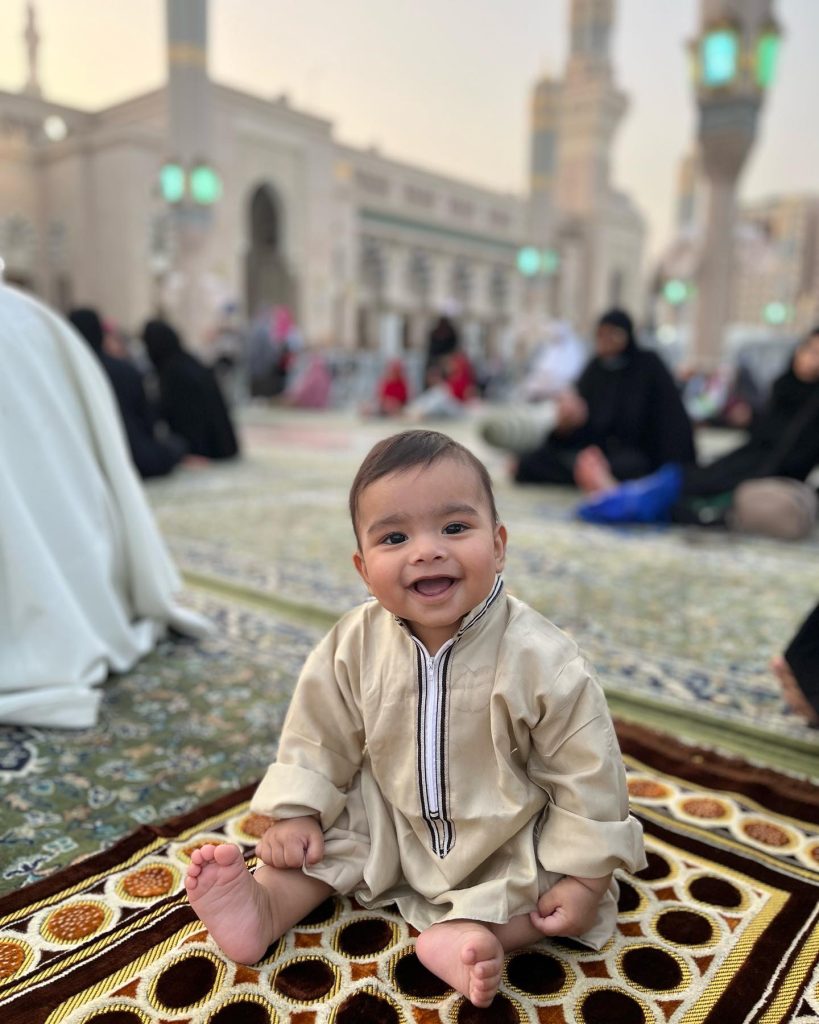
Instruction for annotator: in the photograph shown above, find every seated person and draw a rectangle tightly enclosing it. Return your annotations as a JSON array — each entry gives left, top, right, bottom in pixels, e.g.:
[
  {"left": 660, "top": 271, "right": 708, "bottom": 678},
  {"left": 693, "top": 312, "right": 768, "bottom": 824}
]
[
  {"left": 515, "top": 309, "right": 695, "bottom": 487},
  {"left": 69, "top": 307, "right": 186, "bottom": 479},
  {"left": 0, "top": 286, "right": 208, "bottom": 728},
  {"left": 576, "top": 326, "right": 819, "bottom": 527},
  {"left": 143, "top": 318, "right": 240, "bottom": 461}
]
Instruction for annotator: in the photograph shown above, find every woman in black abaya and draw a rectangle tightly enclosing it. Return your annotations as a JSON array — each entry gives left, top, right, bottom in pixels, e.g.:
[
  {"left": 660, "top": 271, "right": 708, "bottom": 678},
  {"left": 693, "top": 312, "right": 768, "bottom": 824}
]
[
  {"left": 515, "top": 309, "right": 695, "bottom": 487},
  {"left": 142, "top": 319, "right": 240, "bottom": 461}
]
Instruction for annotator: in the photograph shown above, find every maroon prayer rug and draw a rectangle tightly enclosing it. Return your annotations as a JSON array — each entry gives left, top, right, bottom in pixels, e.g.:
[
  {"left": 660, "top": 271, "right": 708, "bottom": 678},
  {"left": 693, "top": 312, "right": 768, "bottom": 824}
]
[{"left": 1, "top": 724, "right": 817, "bottom": 1024}]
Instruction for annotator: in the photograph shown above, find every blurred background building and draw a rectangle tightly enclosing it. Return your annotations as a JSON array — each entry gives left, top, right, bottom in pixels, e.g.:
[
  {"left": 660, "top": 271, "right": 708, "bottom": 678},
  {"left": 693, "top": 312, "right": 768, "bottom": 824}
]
[{"left": 0, "top": 0, "right": 643, "bottom": 359}]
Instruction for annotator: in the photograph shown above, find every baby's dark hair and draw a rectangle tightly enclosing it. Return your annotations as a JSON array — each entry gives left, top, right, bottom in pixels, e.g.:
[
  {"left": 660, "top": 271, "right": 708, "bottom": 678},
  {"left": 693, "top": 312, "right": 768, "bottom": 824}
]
[{"left": 349, "top": 430, "right": 499, "bottom": 543}]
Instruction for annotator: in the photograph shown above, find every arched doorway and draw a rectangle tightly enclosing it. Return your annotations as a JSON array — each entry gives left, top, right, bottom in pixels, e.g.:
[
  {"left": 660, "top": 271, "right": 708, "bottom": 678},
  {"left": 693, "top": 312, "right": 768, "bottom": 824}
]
[{"left": 245, "top": 184, "right": 297, "bottom": 319}]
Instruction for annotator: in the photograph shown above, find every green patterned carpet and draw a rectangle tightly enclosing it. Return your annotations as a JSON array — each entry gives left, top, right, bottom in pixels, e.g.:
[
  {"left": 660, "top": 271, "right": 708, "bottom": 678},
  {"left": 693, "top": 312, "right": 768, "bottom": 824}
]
[{"left": 1, "top": 407, "right": 816, "bottom": 897}]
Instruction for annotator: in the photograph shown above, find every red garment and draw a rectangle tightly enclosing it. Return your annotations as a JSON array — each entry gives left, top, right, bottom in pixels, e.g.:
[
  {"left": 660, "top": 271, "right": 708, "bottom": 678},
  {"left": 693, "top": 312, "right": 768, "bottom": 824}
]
[
  {"left": 378, "top": 361, "right": 409, "bottom": 410},
  {"left": 446, "top": 353, "right": 474, "bottom": 402}
]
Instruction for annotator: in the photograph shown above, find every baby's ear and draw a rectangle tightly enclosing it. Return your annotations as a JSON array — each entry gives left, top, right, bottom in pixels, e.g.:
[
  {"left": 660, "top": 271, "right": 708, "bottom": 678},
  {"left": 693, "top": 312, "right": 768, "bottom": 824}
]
[
  {"left": 352, "top": 550, "right": 369, "bottom": 586},
  {"left": 494, "top": 524, "right": 508, "bottom": 571}
]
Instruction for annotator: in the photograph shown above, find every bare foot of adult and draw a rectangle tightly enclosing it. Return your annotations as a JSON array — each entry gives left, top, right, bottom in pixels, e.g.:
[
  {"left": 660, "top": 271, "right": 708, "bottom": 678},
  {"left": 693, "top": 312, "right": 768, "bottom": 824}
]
[
  {"left": 185, "top": 843, "right": 275, "bottom": 963},
  {"left": 771, "top": 656, "right": 819, "bottom": 726},
  {"left": 574, "top": 446, "right": 617, "bottom": 494},
  {"left": 416, "top": 922, "right": 504, "bottom": 1008}
]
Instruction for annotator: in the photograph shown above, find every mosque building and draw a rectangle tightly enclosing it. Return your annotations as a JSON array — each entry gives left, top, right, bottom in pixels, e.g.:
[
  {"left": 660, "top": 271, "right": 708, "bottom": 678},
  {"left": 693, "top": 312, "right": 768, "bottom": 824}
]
[{"left": 0, "top": 0, "right": 644, "bottom": 357}]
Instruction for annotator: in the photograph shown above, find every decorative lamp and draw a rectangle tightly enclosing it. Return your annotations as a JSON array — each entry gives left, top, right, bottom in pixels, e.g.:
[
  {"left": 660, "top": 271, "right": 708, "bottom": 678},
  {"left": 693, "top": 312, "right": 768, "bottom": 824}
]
[
  {"left": 189, "top": 163, "right": 223, "bottom": 205},
  {"left": 755, "top": 20, "right": 781, "bottom": 88},
  {"left": 700, "top": 21, "right": 740, "bottom": 88},
  {"left": 159, "top": 162, "right": 186, "bottom": 204}
]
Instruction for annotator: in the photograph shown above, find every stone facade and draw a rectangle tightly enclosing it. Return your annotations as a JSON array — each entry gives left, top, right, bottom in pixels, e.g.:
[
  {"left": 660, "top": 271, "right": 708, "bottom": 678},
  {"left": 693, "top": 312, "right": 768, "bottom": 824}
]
[{"left": 0, "top": 0, "right": 644, "bottom": 357}]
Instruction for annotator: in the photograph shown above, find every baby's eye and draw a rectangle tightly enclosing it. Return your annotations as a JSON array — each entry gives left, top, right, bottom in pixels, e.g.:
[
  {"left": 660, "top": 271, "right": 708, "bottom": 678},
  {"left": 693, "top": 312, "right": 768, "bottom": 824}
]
[
  {"left": 443, "top": 522, "right": 468, "bottom": 535},
  {"left": 381, "top": 532, "right": 407, "bottom": 545}
]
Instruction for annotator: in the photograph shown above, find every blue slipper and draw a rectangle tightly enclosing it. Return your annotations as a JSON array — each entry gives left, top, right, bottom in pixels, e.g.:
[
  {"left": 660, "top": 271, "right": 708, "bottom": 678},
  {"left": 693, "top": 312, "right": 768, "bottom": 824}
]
[{"left": 576, "top": 464, "right": 684, "bottom": 524}]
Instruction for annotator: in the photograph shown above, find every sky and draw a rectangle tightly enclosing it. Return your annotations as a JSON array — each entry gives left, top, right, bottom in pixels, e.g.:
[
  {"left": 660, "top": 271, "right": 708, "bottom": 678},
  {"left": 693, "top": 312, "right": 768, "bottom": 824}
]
[{"left": 1, "top": 0, "right": 818, "bottom": 259}]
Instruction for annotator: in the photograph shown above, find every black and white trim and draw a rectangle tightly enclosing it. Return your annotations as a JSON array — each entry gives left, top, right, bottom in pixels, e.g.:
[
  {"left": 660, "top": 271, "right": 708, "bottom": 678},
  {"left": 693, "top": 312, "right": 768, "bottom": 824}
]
[{"left": 411, "top": 576, "right": 504, "bottom": 858}]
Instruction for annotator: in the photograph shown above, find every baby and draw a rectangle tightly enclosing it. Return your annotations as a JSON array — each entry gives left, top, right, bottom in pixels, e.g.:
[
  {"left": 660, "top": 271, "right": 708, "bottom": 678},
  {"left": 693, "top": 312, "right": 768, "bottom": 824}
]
[{"left": 185, "top": 429, "right": 645, "bottom": 1007}]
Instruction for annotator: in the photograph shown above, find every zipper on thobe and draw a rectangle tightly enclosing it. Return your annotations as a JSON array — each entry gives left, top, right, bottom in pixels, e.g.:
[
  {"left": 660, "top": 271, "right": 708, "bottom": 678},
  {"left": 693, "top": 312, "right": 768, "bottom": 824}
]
[{"left": 413, "top": 636, "right": 456, "bottom": 858}]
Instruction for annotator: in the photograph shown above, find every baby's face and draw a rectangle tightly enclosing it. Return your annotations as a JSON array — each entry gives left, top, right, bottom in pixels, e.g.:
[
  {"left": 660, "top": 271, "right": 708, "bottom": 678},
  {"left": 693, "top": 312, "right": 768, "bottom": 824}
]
[{"left": 353, "top": 457, "right": 506, "bottom": 654}]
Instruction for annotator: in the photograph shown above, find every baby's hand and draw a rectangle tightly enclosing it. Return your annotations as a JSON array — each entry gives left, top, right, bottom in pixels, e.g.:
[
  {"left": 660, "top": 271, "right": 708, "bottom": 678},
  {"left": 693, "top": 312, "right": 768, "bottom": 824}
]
[
  {"left": 255, "top": 815, "right": 325, "bottom": 869},
  {"left": 529, "top": 874, "right": 610, "bottom": 938}
]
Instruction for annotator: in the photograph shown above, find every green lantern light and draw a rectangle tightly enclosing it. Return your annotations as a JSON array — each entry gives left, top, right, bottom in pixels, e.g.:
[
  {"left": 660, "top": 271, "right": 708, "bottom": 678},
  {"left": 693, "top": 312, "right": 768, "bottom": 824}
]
[
  {"left": 159, "top": 162, "right": 185, "bottom": 204},
  {"left": 756, "top": 28, "right": 781, "bottom": 88},
  {"left": 701, "top": 27, "right": 739, "bottom": 87},
  {"left": 516, "top": 246, "right": 541, "bottom": 277},
  {"left": 663, "top": 279, "right": 688, "bottom": 306},
  {"left": 763, "top": 301, "right": 788, "bottom": 325},
  {"left": 189, "top": 164, "right": 222, "bottom": 205}
]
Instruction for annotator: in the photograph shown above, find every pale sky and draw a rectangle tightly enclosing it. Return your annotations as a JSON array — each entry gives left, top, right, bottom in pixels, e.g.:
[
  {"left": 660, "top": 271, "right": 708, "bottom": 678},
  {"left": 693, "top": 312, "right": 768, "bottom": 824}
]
[{"left": 1, "top": 0, "right": 817, "bottom": 258}]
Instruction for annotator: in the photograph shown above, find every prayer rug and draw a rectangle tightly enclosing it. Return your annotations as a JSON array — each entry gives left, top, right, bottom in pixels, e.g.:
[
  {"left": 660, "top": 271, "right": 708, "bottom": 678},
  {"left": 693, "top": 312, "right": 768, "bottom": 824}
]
[{"left": 1, "top": 725, "right": 817, "bottom": 1024}]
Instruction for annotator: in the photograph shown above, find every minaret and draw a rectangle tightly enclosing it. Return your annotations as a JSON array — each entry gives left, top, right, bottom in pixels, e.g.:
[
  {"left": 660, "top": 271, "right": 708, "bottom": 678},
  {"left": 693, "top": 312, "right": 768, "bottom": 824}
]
[
  {"left": 22, "top": 2, "right": 42, "bottom": 97},
  {"left": 162, "top": 0, "right": 216, "bottom": 349},
  {"left": 528, "top": 74, "right": 561, "bottom": 241},
  {"left": 554, "top": 0, "right": 627, "bottom": 219},
  {"left": 567, "top": 0, "right": 615, "bottom": 74},
  {"left": 689, "top": 0, "right": 781, "bottom": 368},
  {"left": 166, "top": 0, "right": 212, "bottom": 168}
]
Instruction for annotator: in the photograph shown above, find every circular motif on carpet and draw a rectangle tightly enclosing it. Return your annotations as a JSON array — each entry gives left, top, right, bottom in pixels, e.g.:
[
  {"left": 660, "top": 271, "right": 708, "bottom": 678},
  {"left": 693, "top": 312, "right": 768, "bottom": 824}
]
[
  {"left": 737, "top": 817, "right": 799, "bottom": 853},
  {"left": 330, "top": 989, "right": 402, "bottom": 1023},
  {"left": 233, "top": 812, "right": 275, "bottom": 842},
  {"left": 616, "top": 878, "right": 646, "bottom": 915},
  {"left": 636, "top": 851, "right": 674, "bottom": 882},
  {"left": 296, "top": 896, "right": 341, "bottom": 928},
  {"left": 147, "top": 949, "right": 226, "bottom": 1012},
  {"left": 686, "top": 874, "right": 745, "bottom": 910},
  {"left": 578, "top": 987, "right": 652, "bottom": 1024},
  {"left": 618, "top": 943, "right": 689, "bottom": 992},
  {"left": 334, "top": 916, "right": 397, "bottom": 958},
  {"left": 0, "top": 935, "right": 34, "bottom": 981},
  {"left": 505, "top": 949, "right": 574, "bottom": 997},
  {"left": 40, "top": 899, "right": 113, "bottom": 945},
  {"left": 204, "top": 993, "right": 278, "bottom": 1024},
  {"left": 675, "top": 795, "right": 733, "bottom": 823},
  {"left": 271, "top": 955, "right": 340, "bottom": 1002},
  {"left": 627, "top": 777, "right": 674, "bottom": 801},
  {"left": 391, "top": 949, "right": 452, "bottom": 999},
  {"left": 115, "top": 862, "right": 179, "bottom": 902},
  {"left": 655, "top": 907, "right": 717, "bottom": 947}
]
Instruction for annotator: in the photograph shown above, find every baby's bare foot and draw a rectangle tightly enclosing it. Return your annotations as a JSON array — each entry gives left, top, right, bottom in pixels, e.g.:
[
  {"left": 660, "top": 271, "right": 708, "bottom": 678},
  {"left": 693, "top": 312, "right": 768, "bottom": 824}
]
[
  {"left": 416, "top": 923, "right": 504, "bottom": 1008},
  {"left": 771, "top": 656, "right": 819, "bottom": 725},
  {"left": 185, "top": 843, "right": 275, "bottom": 963}
]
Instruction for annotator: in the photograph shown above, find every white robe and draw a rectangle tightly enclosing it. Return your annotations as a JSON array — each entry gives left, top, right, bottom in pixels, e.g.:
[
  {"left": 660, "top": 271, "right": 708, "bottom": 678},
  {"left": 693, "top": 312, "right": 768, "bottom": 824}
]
[{"left": 0, "top": 285, "right": 209, "bottom": 728}]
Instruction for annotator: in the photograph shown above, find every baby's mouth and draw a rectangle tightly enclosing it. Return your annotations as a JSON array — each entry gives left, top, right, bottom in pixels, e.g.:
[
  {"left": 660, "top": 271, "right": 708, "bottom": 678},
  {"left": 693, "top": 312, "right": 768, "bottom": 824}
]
[{"left": 412, "top": 576, "right": 455, "bottom": 597}]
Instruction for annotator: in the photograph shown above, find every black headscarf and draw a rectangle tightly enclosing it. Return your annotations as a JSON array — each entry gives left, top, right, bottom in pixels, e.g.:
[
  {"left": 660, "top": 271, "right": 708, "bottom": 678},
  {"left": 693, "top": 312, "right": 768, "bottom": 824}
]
[
  {"left": 570, "top": 307, "right": 696, "bottom": 470},
  {"left": 143, "top": 319, "right": 184, "bottom": 371},
  {"left": 141, "top": 318, "right": 239, "bottom": 460},
  {"left": 69, "top": 308, "right": 104, "bottom": 353}
]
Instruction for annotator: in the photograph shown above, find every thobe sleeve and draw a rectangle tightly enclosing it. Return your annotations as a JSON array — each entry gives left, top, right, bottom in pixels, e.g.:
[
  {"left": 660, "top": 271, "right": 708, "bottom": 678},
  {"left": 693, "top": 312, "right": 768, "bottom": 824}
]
[
  {"left": 250, "top": 626, "right": 365, "bottom": 830},
  {"left": 526, "top": 655, "right": 646, "bottom": 879}
]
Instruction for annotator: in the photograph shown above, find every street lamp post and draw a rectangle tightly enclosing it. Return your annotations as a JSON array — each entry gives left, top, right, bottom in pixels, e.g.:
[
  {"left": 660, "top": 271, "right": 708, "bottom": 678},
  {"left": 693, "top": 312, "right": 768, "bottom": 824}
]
[{"left": 690, "top": 0, "right": 781, "bottom": 370}]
